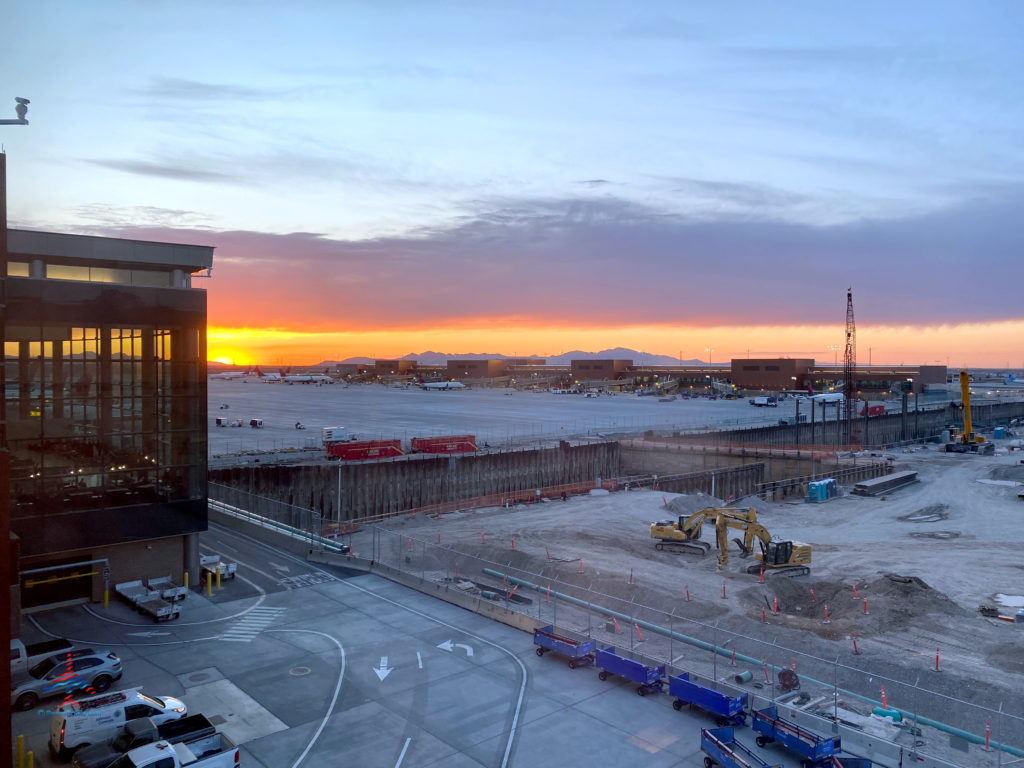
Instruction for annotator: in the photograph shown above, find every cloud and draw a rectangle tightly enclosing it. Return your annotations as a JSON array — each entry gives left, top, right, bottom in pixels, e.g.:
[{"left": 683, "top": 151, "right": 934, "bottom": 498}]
[
  {"left": 85, "top": 159, "right": 239, "bottom": 183},
  {"left": 139, "top": 77, "right": 290, "bottom": 102},
  {"left": 89, "top": 186, "right": 1024, "bottom": 332}
]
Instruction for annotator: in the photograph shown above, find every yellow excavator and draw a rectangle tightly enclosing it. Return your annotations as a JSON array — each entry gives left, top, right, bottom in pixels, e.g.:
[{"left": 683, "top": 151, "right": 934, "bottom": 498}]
[
  {"left": 714, "top": 514, "right": 812, "bottom": 577},
  {"left": 945, "top": 370, "right": 994, "bottom": 454},
  {"left": 650, "top": 507, "right": 758, "bottom": 556}
]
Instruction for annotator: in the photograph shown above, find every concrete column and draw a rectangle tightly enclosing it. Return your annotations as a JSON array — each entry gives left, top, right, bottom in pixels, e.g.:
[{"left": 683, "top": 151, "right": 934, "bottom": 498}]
[
  {"left": 183, "top": 532, "right": 200, "bottom": 587},
  {"left": 29, "top": 258, "right": 44, "bottom": 278},
  {"left": 172, "top": 269, "right": 188, "bottom": 288}
]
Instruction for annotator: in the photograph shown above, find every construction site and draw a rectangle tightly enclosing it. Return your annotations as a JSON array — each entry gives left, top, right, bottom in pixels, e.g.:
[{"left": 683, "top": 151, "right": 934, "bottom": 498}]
[{"left": 204, "top": 294, "right": 1024, "bottom": 767}]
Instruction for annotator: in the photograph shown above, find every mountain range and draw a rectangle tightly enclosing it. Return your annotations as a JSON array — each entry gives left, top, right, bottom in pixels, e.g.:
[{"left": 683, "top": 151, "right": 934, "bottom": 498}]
[{"left": 317, "top": 348, "right": 707, "bottom": 367}]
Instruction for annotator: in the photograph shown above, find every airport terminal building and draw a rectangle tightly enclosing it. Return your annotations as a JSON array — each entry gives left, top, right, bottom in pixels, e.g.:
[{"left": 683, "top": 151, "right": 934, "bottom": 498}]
[{"left": 3, "top": 219, "right": 214, "bottom": 614}]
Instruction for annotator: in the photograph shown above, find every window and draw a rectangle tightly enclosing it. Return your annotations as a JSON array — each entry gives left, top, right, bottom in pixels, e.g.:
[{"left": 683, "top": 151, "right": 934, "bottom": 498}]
[
  {"left": 765, "top": 365, "right": 780, "bottom": 371},
  {"left": 742, "top": 365, "right": 759, "bottom": 371}
]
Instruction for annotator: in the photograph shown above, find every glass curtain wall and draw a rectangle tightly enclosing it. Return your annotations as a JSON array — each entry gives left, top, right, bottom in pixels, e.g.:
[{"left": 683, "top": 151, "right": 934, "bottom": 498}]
[{"left": 5, "top": 283, "right": 206, "bottom": 552}]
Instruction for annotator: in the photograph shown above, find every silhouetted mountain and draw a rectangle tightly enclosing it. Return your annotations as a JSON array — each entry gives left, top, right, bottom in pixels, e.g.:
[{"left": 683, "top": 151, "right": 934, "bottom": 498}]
[{"left": 317, "top": 348, "right": 706, "bottom": 367}]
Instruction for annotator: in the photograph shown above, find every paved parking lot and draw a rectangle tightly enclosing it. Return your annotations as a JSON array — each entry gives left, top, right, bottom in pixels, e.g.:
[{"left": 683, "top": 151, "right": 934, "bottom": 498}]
[{"left": 14, "top": 524, "right": 815, "bottom": 767}]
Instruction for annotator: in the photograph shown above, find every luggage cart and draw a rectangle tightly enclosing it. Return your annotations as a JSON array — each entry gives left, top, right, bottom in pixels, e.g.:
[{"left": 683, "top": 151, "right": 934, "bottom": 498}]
[
  {"left": 752, "top": 705, "right": 840, "bottom": 766},
  {"left": 670, "top": 672, "right": 747, "bottom": 726},
  {"left": 533, "top": 625, "right": 596, "bottom": 669},
  {"left": 595, "top": 646, "right": 665, "bottom": 696},
  {"left": 701, "top": 726, "right": 783, "bottom": 768}
]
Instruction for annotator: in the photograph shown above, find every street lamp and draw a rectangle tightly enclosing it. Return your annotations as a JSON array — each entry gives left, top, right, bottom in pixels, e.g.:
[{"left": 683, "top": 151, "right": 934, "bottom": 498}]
[
  {"left": 705, "top": 347, "right": 715, "bottom": 366},
  {"left": 0, "top": 97, "right": 29, "bottom": 126}
]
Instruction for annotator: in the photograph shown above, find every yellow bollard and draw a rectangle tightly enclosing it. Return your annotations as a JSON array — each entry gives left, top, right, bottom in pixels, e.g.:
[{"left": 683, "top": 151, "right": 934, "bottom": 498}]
[
  {"left": 17, "top": 734, "right": 24, "bottom": 768},
  {"left": 216, "top": 565, "right": 221, "bottom": 590},
  {"left": 26, "top": 750, "right": 33, "bottom": 768},
  {"left": 104, "top": 589, "right": 109, "bottom": 610},
  {"left": 184, "top": 571, "right": 189, "bottom": 589},
  {"left": 206, "top": 573, "right": 212, "bottom": 597}
]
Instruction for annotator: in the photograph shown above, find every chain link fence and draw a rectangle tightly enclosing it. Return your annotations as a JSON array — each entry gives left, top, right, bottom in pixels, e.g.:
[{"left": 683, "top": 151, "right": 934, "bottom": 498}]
[{"left": 364, "top": 525, "right": 1022, "bottom": 768}]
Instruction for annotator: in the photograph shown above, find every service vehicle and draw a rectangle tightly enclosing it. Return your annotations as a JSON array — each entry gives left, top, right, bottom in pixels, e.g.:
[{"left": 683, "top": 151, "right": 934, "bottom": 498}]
[
  {"left": 12, "top": 648, "right": 122, "bottom": 712},
  {"left": 749, "top": 397, "right": 778, "bottom": 407},
  {"left": 199, "top": 554, "right": 237, "bottom": 581},
  {"left": 114, "top": 580, "right": 181, "bottom": 622},
  {"left": 106, "top": 733, "right": 238, "bottom": 768},
  {"left": 11, "top": 637, "right": 75, "bottom": 681},
  {"left": 49, "top": 688, "right": 187, "bottom": 759},
  {"left": 72, "top": 715, "right": 214, "bottom": 768},
  {"left": 145, "top": 575, "right": 188, "bottom": 602}
]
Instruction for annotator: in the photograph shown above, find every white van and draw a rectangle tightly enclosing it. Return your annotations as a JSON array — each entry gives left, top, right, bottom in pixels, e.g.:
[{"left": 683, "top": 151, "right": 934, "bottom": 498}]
[{"left": 48, "top": 688, "right": 187, "bottom": 760}]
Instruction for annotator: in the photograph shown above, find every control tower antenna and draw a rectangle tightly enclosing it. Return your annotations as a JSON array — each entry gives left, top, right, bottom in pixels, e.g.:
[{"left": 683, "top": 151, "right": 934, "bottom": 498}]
[{"left": 843, "top": 288, "right": 857, "bottom": 442}]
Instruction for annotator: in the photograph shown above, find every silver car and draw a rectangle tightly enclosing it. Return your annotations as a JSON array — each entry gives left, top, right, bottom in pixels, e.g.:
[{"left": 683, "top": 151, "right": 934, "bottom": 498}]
[{"left": 11, "top": 648, "right": 123, "bottom": 711}]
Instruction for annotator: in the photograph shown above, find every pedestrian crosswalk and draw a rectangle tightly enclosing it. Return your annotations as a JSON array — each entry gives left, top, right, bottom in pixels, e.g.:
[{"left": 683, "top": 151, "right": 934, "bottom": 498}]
[
  {"left": 220, "top": 606, "right": 287, "bottom": 642},
  {"left": 278, "top": 572, "right": 335, "bottom": 590}
]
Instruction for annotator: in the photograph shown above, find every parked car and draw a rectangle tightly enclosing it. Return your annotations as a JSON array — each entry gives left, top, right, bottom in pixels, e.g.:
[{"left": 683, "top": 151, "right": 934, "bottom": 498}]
[
  {"left": 11, "top": 648, "right": 123, "bottom": 712},
  {"left": 50, "top": 688, "right": 187, "bottom": 760}
]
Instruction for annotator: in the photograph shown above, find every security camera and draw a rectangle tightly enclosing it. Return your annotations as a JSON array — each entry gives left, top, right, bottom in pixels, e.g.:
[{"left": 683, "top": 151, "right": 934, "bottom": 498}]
[{"left": 15, "top": 97, "right": 28, "bottom": 120}]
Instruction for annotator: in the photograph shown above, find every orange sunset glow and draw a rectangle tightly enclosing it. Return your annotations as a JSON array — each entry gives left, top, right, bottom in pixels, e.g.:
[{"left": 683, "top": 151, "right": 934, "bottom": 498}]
[{"left": 206, "top": 320, "right": 1024, "bottom": 368}]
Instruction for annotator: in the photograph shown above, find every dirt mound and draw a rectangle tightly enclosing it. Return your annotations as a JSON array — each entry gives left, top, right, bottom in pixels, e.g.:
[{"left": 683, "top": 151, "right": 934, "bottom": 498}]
[
  {"left": 988, "top": 464, "right": 1024, "bottom": 482},
  {"left": 666, "top": 493, "right": 726, "bottom": 515}
]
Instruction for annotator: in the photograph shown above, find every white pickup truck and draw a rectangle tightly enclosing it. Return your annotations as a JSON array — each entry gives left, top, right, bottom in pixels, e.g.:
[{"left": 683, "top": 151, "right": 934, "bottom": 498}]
[
  {"left": 107, "top": 732, "right": 238, "bottom": 768},
  {"left": 10, "top": 637, "right": 74, "bottom": 681}
]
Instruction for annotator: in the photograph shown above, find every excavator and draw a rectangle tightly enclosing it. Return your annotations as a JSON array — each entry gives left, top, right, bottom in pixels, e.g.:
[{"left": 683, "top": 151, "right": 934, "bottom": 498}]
[
  {"left": 945, "top": 370, "right": 994, "bottom": 454},
  {"left": 714, "top": 514, "right": 812, "bottom": 578},
  {"left": 650, "top": 507, "right": 758, "bottom": 556}
]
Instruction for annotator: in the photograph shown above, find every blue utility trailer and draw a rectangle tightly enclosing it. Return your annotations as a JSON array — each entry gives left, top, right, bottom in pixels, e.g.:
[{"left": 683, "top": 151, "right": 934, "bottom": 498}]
[
  {"left": 752, "top": 705, "right": 840, "bottom": 766},
  {"left": 595, "top": 646, "right": 665, "bottom": 695},
  {"left": 670, "top": 672, "right": 747, "bottom": 726},
  {"left": 533, "top": 625, "right": 596, "bottom": 669},
  {"left": 829, "top": 759, "right": 872, "bottom": 768},
  {"left": 700, "top": 726, "right": 783, "bottom": 768}
]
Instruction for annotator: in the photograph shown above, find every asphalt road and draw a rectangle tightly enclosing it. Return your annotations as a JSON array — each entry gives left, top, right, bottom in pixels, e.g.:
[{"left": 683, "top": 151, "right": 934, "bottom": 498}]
[{"left": 13, "top": 524, "right": 816, "bottom": 767}]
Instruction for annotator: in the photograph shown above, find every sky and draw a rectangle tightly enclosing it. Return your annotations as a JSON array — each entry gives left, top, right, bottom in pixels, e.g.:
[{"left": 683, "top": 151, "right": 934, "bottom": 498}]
[{"left": 3, "top": 1, "right": 1023, "bottom": 367}]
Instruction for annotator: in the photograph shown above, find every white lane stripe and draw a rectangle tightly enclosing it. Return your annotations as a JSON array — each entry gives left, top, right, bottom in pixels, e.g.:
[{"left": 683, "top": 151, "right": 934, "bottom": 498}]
[{"left": 394, "top": 737, "right": 412, "bottom": 768}]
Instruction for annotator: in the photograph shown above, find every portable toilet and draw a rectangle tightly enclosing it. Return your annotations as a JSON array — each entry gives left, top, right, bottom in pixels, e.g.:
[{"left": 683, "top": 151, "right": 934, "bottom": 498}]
[{"left": 994, "top": 427, "right": 1006, "bottom": 439}]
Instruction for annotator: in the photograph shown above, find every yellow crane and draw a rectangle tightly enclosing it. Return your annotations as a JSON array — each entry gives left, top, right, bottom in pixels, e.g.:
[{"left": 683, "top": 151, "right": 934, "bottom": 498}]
[{"left": 946, "top": 371, "right": 994, "bottom": 454}]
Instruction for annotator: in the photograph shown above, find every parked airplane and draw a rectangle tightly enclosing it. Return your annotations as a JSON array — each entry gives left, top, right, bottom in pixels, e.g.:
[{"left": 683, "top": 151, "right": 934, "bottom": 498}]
[
  {"left": 209, "top": 371, "right": 245, "bottom": 380},
  {"left": 421, "top": 381, "right": 466, "bottom": 390},
  {"left": 810, "top": 392, "right": 845, "bottom": 403}
]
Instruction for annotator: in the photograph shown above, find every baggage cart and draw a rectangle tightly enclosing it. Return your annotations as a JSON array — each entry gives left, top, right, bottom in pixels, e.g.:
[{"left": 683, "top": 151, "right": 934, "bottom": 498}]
[
  {"left": 147, "top": 575, "right": 188, "bottom": 602},
  {"left": 533, "top": 625, "right": 596, "bottom": 669},
  {"left": 752, "top": 705, "right": 840, "bottom": 766},
  {"left": 670, "top": 672, "right": 747, "bottom": 726},
  {"left": 200, "top": 554, "right": 237, "bottom": 581},
  {"left": 829, "top": 759, "right": 872, "bottom": 768},
  {"left": 701, "top": 726, "right": 783, "bottom": 768},
  {"left": 595, "top": 646, "right": 665, "bottom": 695},
  {"left": 135, "top": 597, "right": 180, "bottom": 622},
  {"left": 115, "top": 579, "right": 157, "bottom": 605}
]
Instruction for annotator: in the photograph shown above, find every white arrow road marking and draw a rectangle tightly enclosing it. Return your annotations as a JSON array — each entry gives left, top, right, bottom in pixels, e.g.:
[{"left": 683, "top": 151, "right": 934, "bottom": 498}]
[
  {"left": 126, "top": 631, "right": 171, "bottom": 637},
  {"left": 417, "top": 651, "right": 422, "bottom": 669},
  {"left": 268, "top": 561, "right": 291, "bottom": 573},
  {"left": 437, "top": 639, "right": 474, "bottom": 657},
  {"left": 374, "top": 655, "right": 393, "bottom": 681}
]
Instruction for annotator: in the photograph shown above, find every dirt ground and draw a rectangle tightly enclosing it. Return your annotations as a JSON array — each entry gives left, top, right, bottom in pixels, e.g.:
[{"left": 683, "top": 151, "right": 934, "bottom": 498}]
[{"left": 374, "top": 442, "right": 1024, "bottom": 735}]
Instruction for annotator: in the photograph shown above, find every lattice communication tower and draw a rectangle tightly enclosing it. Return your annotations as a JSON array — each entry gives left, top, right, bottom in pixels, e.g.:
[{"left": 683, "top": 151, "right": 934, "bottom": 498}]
[{"left": 843, "top": 288, "right": 856, "bottom": 440}]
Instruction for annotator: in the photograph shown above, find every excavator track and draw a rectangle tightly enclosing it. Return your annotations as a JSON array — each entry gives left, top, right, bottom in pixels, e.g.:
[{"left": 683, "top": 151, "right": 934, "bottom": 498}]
[
  {"left": 655, "top": 540, "right": 711, "bottom": 555},
  {"left": 745, "top": 564, "right": 811, "bottom": 578}
]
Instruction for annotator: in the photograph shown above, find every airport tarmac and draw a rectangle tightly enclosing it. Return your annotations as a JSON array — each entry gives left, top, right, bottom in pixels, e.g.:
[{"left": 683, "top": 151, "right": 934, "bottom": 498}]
[{"left": 207, "top": 380, "right": 956, "bottom": 459}]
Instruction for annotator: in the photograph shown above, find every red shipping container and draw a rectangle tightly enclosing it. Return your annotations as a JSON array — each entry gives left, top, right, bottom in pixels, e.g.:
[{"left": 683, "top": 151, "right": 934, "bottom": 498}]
[
  {"left": 410, "top": 435, "right": 477, "bottom": 454},
  {"left": 327, "top": 439, "right": 403, "bottom": 461}
]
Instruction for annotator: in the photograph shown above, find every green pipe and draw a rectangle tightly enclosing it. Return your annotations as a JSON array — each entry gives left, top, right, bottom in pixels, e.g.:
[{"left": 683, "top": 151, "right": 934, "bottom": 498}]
[{"left": 484, "top": 569, "right": 1024, "bottom": 761}]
